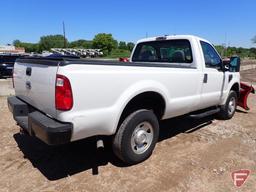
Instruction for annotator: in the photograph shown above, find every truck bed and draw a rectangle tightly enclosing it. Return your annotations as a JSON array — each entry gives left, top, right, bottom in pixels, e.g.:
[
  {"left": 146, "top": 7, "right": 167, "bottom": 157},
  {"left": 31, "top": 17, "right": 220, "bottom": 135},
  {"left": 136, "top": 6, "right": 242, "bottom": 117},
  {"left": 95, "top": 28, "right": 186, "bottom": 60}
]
[
  {"left": 14, "top": 56, "right": 202, "bottom": 141},
  {"left": 17, "top": 57, "right": 195, "bottom": 69}
]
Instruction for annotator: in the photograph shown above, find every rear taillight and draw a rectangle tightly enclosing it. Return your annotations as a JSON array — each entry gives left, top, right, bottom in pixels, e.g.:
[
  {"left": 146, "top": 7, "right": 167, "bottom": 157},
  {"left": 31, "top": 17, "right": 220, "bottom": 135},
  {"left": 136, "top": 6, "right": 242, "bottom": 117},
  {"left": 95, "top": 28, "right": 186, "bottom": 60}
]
[{"left": 55, "top": 74, "right": 73, "bottom": 111}]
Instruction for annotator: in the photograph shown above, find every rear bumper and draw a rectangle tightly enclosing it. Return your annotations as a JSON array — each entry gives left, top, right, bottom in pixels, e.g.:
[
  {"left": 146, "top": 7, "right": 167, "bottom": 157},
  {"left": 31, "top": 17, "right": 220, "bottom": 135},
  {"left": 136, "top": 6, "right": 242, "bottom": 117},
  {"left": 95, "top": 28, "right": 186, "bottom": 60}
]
[{"left": 7, "top": 96, "right": 73, "bottom": 145}]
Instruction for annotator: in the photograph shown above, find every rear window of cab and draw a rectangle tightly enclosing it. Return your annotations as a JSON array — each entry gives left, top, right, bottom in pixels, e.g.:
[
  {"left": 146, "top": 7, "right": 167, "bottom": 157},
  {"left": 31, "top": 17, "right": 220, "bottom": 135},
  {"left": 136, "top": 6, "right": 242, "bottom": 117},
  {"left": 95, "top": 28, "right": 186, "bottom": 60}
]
[{"left": 132, "top": 39, "right": 193, "bottom": 63}]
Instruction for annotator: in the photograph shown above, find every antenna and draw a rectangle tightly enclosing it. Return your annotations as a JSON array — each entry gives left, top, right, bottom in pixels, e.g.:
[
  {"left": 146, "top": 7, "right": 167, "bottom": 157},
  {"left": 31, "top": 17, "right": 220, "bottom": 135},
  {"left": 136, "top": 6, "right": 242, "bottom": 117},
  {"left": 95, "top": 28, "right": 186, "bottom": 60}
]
[
  {"left": 63, "top": 21, "right": 67, "bottom": 48},
  {"left": 225, "top": 32, "right": 227, "bottom": 48},
  {"left": 224, "top": 32, "right": 227, "bottom": 57}
]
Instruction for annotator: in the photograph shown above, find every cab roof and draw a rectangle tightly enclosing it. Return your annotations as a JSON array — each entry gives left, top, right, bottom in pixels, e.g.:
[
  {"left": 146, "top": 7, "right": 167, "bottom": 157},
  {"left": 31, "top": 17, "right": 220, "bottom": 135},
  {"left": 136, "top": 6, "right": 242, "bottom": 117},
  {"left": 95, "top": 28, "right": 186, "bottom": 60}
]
[{"left": 137, "top": 35, "right": 211, "bottom": 45}]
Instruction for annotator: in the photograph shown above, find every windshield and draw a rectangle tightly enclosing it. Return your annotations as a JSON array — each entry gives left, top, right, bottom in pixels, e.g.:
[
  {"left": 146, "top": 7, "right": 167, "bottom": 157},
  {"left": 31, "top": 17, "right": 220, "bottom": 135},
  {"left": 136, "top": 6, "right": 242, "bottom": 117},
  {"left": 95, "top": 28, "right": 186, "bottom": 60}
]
[{"left": 132, "top": 39, "right": 193, "bottom": 63}]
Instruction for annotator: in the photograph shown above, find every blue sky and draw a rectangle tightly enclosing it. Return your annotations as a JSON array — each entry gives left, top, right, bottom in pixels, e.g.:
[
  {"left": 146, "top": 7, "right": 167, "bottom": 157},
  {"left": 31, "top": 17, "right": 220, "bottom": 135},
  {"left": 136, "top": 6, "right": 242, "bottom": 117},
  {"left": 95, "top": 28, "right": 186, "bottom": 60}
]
[{"left": 0, "top": 0, "right": 255, "bottom": 48}]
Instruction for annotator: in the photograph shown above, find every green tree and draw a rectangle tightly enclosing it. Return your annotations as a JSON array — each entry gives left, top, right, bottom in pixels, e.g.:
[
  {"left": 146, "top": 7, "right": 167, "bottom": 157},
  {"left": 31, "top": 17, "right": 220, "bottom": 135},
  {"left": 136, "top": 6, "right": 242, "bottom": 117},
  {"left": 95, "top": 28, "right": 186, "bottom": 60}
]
[
  {"left": 92, "top": 33, "right": 117, "bottom": 54},
  {"left": 118, "top": 41, "right": 127, "bottom": 50},
  {"left": 39, "top": 34, "right": 67, "bottom": 51},
  {"left": 113, "top": 40, "right": 118, "bottom": 49},
  {"left": 23, "top": 43, "right": 39, "bottom": 53},
  {"left": 13, "top": 40, "right": 39, "bottom": 53},
  {"left": 13, "top": 40, "right": 22, "bottom": 47},
  {"left": 252, "top": 36, "right": 256, "bottom": 44},
  {"left": 214, "top": 45, "right": 225, "bottom": 57},
  {"left": 69, "top": 39, "right": 92, "bottom": 48},
  {"left": 127, "top": 42, "right": 135, "bottom": 51},
  {"left": 249, "top": 48, "right": 256, "bottom": 58}
]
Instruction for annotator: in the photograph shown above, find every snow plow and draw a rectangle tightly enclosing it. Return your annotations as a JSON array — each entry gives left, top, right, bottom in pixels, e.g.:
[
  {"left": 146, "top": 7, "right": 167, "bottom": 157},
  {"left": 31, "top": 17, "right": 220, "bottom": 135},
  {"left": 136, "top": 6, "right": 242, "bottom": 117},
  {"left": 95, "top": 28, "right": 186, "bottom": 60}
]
[{"left": 237, "top": 82, "right": 255, "bottom": 110}]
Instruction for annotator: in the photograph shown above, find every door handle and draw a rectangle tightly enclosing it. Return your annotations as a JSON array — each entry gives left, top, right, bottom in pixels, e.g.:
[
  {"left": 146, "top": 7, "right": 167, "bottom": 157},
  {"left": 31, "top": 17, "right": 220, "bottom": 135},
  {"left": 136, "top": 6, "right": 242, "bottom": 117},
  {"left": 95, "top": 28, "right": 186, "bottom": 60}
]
[
  {"left": 203, "top": 73, "right": 208, "bottom": 83},
  {"left": 228, "top": 74, "right": 233, "bottom": 82}
]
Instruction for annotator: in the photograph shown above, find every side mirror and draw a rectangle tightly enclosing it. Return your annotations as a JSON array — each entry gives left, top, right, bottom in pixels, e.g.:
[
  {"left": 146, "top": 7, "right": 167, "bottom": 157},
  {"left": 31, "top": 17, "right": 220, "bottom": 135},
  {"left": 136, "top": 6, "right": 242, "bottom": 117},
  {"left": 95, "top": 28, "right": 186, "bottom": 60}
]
[
  {"left": 222, "top": 56, "right": 241, "bottom": 72},
  {"left": 229, "top": 56, "right": 240, "bottom": 72}
]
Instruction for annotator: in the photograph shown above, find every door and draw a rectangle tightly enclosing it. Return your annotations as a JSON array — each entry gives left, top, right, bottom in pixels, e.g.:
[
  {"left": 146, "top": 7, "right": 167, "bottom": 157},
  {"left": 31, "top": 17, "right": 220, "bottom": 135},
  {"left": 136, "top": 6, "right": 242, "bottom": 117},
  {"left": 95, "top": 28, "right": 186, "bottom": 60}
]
[{"left": 200, "top": 41, "right": 224, "bottom": 109}]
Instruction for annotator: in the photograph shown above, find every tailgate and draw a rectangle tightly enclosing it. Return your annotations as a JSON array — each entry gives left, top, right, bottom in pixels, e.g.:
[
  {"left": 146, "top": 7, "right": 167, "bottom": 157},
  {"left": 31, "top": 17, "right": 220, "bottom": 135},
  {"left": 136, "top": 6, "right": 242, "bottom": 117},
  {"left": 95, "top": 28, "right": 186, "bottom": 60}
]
[{"left": 14, "top": 58, "right": 60, "bottom": 118}]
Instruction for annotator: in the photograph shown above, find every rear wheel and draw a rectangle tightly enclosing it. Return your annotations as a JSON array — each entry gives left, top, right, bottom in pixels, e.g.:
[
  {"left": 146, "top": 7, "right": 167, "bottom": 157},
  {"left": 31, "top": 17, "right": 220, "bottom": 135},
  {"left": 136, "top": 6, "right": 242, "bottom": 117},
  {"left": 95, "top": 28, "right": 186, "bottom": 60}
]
[
  {"left": 112, "top": 109, "right": 159, "bottom": 165},
  {"left": 217, "top": 90, "right": 237, "bottom": 120}
]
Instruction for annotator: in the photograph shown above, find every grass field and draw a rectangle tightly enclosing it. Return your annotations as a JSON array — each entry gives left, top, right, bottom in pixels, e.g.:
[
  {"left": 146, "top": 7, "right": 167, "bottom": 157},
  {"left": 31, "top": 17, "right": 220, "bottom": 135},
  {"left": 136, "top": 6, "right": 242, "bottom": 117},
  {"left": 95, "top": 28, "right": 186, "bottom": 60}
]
[{"left": 103, "top": 49, "right": 131, "bottom": 59}]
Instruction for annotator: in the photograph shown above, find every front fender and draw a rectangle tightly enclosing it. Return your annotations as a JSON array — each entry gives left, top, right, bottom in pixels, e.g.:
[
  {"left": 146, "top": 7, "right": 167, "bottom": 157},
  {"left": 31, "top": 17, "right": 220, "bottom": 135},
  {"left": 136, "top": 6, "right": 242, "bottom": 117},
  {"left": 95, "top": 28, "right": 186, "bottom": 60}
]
[{"left": 220, "top": 72, "right": 240, "bottom": 105}]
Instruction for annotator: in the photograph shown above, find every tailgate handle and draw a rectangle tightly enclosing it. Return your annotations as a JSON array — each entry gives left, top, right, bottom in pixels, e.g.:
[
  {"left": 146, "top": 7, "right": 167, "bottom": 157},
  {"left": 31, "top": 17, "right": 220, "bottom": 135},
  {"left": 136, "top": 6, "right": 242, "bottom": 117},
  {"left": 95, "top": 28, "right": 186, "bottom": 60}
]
[{"left": 26, "top": 67, "right": 32, "bottom": 76}]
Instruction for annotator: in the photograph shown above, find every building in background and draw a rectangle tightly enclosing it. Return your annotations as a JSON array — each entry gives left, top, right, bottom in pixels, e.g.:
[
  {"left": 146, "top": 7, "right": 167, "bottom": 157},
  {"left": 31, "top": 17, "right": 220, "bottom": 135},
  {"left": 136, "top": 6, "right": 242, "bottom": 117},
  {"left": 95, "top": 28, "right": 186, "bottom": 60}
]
[{"left": 0, "top": 45, "right": 25, "bottom": 54}]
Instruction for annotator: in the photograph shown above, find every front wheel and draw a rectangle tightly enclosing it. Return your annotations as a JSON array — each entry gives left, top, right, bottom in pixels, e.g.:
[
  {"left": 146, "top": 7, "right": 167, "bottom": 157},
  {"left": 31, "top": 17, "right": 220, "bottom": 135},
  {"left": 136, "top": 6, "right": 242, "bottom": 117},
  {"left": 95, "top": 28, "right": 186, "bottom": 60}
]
[
  {"left": 112, "top": 109, "right": 159, "bottom": 165},
  {"left": 217, "top": 90, "right": 237, "bottom": 120}
]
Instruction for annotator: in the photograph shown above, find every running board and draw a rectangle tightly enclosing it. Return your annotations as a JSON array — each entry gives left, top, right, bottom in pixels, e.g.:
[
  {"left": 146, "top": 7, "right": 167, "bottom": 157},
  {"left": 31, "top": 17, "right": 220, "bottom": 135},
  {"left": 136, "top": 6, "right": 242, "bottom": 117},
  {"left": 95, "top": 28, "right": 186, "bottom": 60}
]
[{"left": 189, "top": 108, "right": 220, "bottom": 119}]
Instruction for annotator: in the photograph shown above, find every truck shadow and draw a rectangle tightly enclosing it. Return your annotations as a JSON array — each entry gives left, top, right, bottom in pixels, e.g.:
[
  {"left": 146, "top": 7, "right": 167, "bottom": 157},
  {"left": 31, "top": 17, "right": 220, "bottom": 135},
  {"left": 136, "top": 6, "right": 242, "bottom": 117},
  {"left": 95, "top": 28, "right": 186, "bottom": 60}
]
[{"left": 13, "top": 115, "right": 214, "bottom": 181}]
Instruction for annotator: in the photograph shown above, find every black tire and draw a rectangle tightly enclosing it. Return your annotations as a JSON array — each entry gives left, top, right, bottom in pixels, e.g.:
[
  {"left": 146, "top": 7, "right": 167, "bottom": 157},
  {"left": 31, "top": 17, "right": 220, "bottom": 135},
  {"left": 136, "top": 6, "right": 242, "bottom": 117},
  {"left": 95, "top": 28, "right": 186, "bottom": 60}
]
[
  {"left": 217, "top": 90, "right": 237, "bottom": 120},
  {"left": 113, "top": 109, "right": 159, "bottom": 165}
]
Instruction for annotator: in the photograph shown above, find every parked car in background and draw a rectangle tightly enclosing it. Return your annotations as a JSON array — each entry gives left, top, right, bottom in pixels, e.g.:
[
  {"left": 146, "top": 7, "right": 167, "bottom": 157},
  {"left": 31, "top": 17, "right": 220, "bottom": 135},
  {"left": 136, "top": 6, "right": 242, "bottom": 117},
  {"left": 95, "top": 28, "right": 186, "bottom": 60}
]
[
  {"left": 0, "top": 55, "right": 22, "bottom": 78},
  {"left": 46, "top": 53, "right": 80, "bottom": 59}
]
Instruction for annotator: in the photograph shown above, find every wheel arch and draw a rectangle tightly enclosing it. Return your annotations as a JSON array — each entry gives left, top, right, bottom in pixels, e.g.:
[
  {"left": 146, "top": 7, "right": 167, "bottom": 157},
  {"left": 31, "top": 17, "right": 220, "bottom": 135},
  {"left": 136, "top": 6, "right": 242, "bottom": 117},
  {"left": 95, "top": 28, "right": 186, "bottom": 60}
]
[
  {"left": 115, "top": 91, "right": 167, "bottom": 134},
  {"left": 122, "top": 91, "right": 166, "bottom": 117},
  {"left": 110, "top": 80, "right": 170, "bottom": 135},
  {"left": 230, "top": 82, "right": 240, "bottom": 98}
]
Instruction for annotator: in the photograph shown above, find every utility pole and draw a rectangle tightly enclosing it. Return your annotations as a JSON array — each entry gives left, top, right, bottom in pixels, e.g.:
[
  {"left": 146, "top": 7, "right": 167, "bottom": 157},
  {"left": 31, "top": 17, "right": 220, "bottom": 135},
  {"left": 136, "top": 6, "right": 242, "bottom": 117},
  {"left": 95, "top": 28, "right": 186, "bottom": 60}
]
[
  {"left": 223, "top": 32, "right": 227, "bottom": 57},
  {"left": 63, "top": 21, "right": 67, "bottom": 48}
]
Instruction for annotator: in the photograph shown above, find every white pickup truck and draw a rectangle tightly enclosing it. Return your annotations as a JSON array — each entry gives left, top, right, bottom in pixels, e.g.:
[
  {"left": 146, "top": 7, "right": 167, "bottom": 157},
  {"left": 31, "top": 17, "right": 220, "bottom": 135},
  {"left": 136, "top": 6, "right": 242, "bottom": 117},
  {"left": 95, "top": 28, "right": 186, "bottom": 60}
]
[{"left": 8, "top": 35, "right": 241, "bottom": 164}]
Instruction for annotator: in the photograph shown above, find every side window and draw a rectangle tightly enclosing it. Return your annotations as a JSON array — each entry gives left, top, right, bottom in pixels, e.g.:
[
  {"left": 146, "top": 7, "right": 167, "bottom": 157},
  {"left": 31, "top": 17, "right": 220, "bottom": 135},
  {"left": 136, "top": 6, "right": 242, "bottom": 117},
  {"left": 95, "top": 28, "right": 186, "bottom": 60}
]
[{"left": 200, "top": 41, "right": 222, "bottom": 69}]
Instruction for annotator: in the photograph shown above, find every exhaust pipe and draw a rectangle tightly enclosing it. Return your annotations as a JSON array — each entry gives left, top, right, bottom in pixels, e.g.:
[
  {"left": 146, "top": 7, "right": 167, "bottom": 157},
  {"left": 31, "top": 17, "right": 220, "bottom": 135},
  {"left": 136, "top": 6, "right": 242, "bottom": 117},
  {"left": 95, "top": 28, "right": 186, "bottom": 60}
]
[{"left": 96, "top": 139, "right": 104, "bottom": 149}]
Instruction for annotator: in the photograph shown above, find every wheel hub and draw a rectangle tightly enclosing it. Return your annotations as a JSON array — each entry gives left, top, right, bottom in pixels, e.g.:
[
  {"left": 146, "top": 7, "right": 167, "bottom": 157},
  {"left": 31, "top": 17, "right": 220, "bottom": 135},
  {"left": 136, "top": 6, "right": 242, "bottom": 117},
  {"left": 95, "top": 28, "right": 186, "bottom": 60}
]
[
  {"left": 134, "top": 130, "right": 147, "bottom": 145},
  {"left": 131, "top": 121, "right": 154, "bottom": 154},
  {"left": 228, "top": 97, "right": 236, "bottom": 114}
]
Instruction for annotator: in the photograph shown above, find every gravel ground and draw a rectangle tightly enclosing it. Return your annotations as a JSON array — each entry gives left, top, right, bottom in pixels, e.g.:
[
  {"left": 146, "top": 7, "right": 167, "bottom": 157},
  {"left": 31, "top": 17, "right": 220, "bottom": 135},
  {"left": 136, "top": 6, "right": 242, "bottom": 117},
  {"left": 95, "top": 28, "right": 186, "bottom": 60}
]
[
  {"left": 0, "top": 71, "right": 256, "bottom": 192},
  {"left": 0, "top": 78, "right": 14, "bottom": 96}
]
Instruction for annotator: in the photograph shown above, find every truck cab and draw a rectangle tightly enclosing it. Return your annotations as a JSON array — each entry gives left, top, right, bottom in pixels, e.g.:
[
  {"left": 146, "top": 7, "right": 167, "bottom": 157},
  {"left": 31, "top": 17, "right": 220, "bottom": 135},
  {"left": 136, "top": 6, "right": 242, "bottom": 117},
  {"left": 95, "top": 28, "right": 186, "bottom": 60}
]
[{"left": 130, "top": 35, "right": 240, "bottom": 113}]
